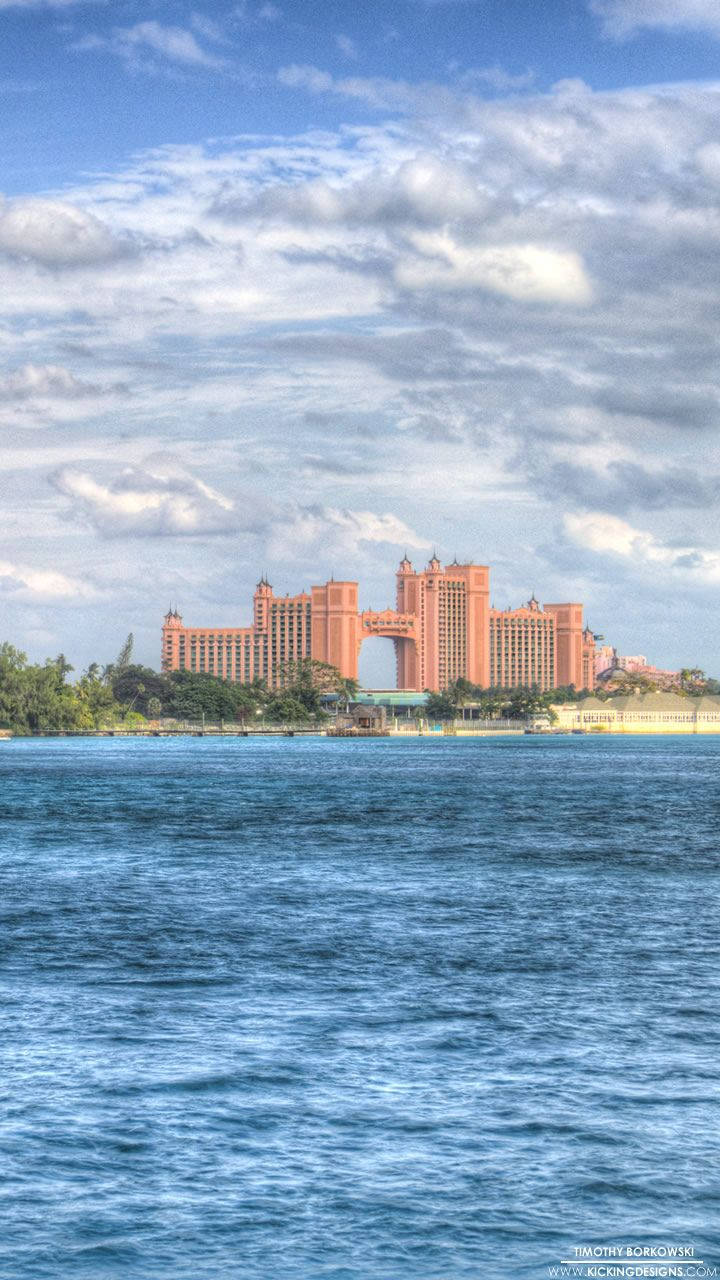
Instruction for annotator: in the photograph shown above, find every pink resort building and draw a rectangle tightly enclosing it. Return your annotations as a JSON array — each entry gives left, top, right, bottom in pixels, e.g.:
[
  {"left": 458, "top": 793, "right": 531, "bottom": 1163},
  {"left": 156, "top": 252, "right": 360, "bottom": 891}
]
[
  {"left": 162, "top": 555, "right": 596, "bottom": 693},
  {"left": 594, "top": 646, "right": 681, "bottom": 688}
]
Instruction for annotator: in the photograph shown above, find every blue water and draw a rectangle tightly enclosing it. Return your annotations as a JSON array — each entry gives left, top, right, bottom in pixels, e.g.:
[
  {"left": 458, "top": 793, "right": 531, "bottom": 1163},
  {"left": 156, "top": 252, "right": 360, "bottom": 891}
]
[{"left": 1, "top": 736, "right": 719, "bottom": 1280}]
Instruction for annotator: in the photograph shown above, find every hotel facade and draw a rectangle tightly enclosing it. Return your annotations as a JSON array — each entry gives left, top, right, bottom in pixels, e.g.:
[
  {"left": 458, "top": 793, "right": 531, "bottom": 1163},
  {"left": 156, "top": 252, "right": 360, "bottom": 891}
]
[{"left": 162, "top": 554, "right": 596, "bottom": 693}]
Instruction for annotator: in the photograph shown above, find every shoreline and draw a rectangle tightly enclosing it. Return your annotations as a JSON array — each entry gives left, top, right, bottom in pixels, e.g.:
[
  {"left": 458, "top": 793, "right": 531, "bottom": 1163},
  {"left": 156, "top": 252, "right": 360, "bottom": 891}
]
[{"left": 3, "top": 726, "right": 720, "bottom": 739}]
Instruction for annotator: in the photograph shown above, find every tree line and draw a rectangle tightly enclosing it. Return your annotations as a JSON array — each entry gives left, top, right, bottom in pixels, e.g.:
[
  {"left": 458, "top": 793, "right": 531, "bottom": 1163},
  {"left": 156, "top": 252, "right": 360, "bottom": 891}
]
[
  {"left": 424, "top": 678, "right": 585, "bottom": 723},
  {"left": 2, "top": 635, "right": 717, "bottom": 734},
  {"left": 0, "top": 635, "right": 358, "bottom": 734},
  {"left": 424, "top": 671, "right": 720, "bottom": 722}
]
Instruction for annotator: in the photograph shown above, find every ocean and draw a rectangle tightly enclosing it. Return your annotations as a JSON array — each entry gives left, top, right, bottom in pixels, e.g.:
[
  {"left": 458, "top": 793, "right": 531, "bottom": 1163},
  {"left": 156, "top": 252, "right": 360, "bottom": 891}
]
[{"left": 1, "top": 736, "right": 718, "bottom": 1280}]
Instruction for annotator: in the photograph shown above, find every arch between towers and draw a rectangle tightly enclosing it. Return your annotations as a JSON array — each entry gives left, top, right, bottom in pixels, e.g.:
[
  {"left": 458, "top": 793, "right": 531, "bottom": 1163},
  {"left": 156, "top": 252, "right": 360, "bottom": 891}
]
[{"left": 357, "top": 610, "right": 422, "bottom": 691}]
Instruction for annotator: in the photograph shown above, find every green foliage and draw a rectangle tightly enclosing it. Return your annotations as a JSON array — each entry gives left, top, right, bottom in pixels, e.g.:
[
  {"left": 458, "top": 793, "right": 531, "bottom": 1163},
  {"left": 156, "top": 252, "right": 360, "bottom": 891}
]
[
  {"left": 115, "top": 633, "right": 134, "bottom": 672},
  {"left": 75, "top": 666, "right": 117, "bottom": 727},
  {"left": 0, "top": 644, "right": 100, "bottom": 734},
  {"left": 0, "top": 644, "right": 28, "bottom": 729},
  {"left": 602, "top": 671, "right": 659, "bottom": 694},
  {"left": 7, "top": 637, "right": 715, "bottom": 735},
  {"left": 426, "top": 679, "right": 597, "bottom": 721},
  {"left": 272, "top": 658, "right": 357, "bottom": 718},
  {"left": 427, "top": 671, "right": 720, "bottom": 725},
  {"left": 111, "top": 664, "right": 170, "bottom": 716},
  {"left": 425, "top": 690, "right": 460, "bottom": 721},
  {"left": 264, "top": 693, "right": 314, "bottom": 723},
  {"left": 165, "top": 670, "right": 263, "bottom": 721},
  {"left": 680, "top": 667, "right": 707, "bottom": 693},
  {"left": 549, "top": 684, "right": 590, "bottom": 703},
  {"left": 104, "top": 660, "right": 336, "bottom": 725},
  {"left": 0, "top": 641, "right": 348, "bottom": 732}
]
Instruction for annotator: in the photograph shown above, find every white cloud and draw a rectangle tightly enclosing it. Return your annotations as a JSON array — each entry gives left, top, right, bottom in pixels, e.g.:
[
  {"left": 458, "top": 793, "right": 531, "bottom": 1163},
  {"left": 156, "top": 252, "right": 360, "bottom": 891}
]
[
  {"left": 0, "top": 364, "right": 95, "bottom": 400},
  {"left": 395, "top": 233, "right": 593, "bottom": 303},
  {"left": 215, "top": 154, "right": 484, "bottom": 227},
  {"left": 460, "top": 64, "right": 535, "bottom": 92},
  {"left": 53, "top": 461, "right": 237, "bottom": 537},
  {"left": 336, "top": 34, "right": 358, "bottom": 61},
  {"left": 276, "top": 64, "right": 437, "bottom": 112},
  {"left": 0, "top": 559, "right": 96, "bottom": 600},
  {"left": 696, "top": 142, "right": 720, "bottom": 182},
  {"left": 277, "top": 64, "right": 334, "bottom": 94},
  {"left": 272, "top": 506, "right": 431, "bottom": 558},
  {"left": 76, "top": 21, "right": 227, "bottom": 71},
  {"left": 189, "top": 13, "right": 226, "bottom": 43},
  {"left": 0, "top": 198, "right": 130, "bottom": 267},
  {"left": 590, "top": 0, "right": 720, "bottom": 38},
  {"left": 565, "top": 512, "right": 720, "bottom": 581},
  {"left": 277, "top": 58, "right": 534, "bottom": 109},
  {"left": 0, "top": 362, "right": 126, "bottom": 430},
  {"left": 234, "top": 1, "right": 281, "bottom": 23}
]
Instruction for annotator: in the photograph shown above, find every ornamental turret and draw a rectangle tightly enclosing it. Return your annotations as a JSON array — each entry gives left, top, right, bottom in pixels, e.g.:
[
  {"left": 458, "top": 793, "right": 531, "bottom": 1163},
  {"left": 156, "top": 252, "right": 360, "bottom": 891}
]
[
  {"left": 161, "top": 607, "right": 183, "bottom": 672},
  {"left": 254, "top": 574, "right": 273, "bottom": 631}
]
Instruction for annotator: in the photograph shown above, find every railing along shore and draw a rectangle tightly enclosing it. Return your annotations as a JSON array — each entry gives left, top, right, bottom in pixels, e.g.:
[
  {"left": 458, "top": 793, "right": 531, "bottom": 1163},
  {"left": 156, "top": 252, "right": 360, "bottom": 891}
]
[{"left": 1, "top": 718, "right": 536, "bottom": 739}]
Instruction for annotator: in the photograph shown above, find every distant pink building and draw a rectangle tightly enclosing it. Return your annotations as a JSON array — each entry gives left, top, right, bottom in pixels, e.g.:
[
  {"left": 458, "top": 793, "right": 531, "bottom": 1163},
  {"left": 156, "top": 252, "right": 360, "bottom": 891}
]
[
  {"left": 595, "top": 645, "right": 680, "bottom": 687},
  {"left": 618, "top": 654, "right": 649, "bottom": 673},
  {"left": 162, "top": 555, "right": 595, "bottom": 692},
  {"left": 595, "top": 644, "right": 617, "bottom": 677}
]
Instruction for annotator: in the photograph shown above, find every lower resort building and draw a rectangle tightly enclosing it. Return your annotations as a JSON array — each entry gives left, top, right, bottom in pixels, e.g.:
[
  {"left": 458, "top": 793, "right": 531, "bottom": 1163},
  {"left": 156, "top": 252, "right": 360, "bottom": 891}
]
[
  {"left": 162, "top": 555, "right": 596, "bottom": 693},
  {"left": 551, "top": 691, "right": 720, "bottom": 733}
]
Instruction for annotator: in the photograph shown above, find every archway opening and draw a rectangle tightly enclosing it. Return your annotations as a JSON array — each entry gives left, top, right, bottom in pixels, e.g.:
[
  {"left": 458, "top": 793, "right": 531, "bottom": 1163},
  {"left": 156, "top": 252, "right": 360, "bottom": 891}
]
[{"left": 357, "top": 637, "right": 397, "bottom": 690}]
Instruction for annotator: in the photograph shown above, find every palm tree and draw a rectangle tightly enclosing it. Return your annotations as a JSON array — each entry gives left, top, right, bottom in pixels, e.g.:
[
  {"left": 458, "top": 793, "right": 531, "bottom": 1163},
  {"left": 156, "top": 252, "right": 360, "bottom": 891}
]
[{"left": 338, "top": 677, "right": 359, "bottom": 714}]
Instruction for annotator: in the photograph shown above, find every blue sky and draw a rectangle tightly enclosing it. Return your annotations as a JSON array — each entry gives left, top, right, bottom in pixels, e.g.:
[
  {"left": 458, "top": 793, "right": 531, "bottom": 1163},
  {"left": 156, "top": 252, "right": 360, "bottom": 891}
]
[
  {"left": 3, "top": 0, "right": 720, "bottom": 192},
  {"left": 2, "top": 0, "right": 720, "bottom": 682}
]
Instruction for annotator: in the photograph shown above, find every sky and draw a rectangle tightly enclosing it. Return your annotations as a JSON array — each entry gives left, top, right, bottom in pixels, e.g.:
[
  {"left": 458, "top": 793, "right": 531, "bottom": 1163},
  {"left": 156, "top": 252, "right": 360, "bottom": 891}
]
[{"left": 2, "top": 0, "right": 720, "bottom": 684}]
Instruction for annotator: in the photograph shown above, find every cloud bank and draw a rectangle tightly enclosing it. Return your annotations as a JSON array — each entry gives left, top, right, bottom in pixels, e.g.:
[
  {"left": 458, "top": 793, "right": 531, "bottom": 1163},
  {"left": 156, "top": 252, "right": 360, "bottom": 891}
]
[
  {"left": 591, "top": 0, "right": 720, "bottom": 39},
  {"left": 4, "top": 72, "right": 720, "bottom": 668},
  {"left": 76, "top": 21, "right": 228, "bottom": 72},
  {"left": 0, "top": 197, "right": 132, "bottom": 267},
  {"left": 52, "top": 461, "right": 238, "bottom": 538},
  {"left": 0, "top": 559, "right": 96, "bottom": 600}
]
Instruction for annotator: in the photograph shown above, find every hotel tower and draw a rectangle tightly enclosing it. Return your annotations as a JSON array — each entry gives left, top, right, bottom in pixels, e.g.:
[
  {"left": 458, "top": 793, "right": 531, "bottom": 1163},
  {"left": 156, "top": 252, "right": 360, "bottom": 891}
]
[{"left": 162, "top": 554, "right": 595, "bottom": 692}]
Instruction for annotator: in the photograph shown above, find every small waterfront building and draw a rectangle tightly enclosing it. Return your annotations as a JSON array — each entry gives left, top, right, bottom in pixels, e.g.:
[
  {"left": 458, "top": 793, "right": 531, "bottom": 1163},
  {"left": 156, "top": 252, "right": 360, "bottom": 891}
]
[
  {"left": 353, "top": 690, "right": 428, "bottom": 724},
  {"left": 343, "top": 704, "right": 388, "bottom": 732}
]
